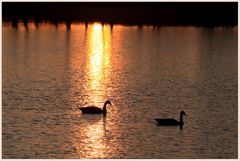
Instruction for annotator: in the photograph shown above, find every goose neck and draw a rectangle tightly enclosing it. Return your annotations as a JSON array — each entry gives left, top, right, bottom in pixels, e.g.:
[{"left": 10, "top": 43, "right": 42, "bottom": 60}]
[
  {"left": 103, "top": 102, "right": 108, "bottom": 113},
  {"left": 180, "top": 113, "right": 184, "bottom": 125}
]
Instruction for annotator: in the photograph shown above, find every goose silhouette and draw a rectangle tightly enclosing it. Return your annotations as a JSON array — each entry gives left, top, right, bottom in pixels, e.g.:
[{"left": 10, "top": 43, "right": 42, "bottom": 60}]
[
  {"left": 154, "top": 111, "right": 186, "bottom": 129},
  {"left": 79, "top": 100, "right": 112, "bottom": 115}
]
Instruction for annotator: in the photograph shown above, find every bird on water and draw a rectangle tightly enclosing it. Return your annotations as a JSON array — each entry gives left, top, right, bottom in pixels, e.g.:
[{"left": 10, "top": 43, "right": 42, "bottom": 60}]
[
  {"left": 154, "top": 111, "right": 187, "bottom": 129},
  {"left": 79, "top": 100, "right": 112, "bottom": 115}
]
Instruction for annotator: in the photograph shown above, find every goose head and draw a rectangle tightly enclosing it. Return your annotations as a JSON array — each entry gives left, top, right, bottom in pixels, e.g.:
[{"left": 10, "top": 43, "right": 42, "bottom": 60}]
[
  {"left": 180, "top": 111, "right": 186, "bottom": 116},
  {"left": 105, "top": 100, "right": 112, "bottom": 106}
]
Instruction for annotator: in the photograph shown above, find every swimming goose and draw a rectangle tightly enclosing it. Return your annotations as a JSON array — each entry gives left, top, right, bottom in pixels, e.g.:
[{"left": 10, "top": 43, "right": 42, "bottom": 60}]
[
  {"left": 154, "top": 111, "right": 186, "bottom": 129},
  {"left": 79, "top": 100, "right": 112, "bottom": 115}
]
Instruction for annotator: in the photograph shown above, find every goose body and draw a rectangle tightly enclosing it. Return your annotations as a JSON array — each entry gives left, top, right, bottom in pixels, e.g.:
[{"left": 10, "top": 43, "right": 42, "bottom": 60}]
[
  {"left": 154, "top": 111, "right": 186, "bottom": 129},
  {"left": 79, "top": 100, "right": 112, "bottom": 114},
  {"left": 154, "top": 118, "right": 180, "bottom": 126}
]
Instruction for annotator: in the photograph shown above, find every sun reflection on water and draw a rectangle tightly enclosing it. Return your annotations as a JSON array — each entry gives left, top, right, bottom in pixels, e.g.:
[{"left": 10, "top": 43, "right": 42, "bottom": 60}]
[
  {"left": 74, "top": 23, "right": 112, "bottom": 158},
  {"left": 84, "top": 23, "right": 112, "bottom": 105},
  {"left": 77, "top": 117, "right": 108, "bottom": 158}
]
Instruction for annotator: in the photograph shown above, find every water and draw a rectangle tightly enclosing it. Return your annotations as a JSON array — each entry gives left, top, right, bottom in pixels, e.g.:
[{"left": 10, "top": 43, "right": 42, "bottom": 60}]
[{"left": 2, "top": 22, "right": 237, "bottom": 158}]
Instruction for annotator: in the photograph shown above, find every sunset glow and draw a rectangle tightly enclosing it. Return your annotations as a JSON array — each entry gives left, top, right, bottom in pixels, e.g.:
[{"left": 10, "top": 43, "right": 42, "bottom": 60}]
[{"left": 2, "top": 2, "right": 238, "bottom": 159}]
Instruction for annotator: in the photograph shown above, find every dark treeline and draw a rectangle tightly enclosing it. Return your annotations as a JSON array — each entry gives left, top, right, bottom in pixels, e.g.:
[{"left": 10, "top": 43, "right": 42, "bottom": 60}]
[{"left": 2, "top": 2, "right": 238, "bottom": 27}]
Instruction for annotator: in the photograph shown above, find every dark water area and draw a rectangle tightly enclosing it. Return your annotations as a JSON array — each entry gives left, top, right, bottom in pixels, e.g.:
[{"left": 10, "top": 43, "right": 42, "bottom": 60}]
[{"left": 2, "top": 22, "right": 238, "bottom": 158}]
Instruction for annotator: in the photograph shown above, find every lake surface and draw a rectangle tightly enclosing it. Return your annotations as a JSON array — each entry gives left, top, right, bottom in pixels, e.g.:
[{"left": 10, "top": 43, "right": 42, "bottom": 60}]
[{"left": 2, "top": 22, "right": 238, "bottom": 158}]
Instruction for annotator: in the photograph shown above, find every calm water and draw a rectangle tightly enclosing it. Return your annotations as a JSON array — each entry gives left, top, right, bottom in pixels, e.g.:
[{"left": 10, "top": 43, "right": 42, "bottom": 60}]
[{"left": 2, "top": 22, "right": 238, "bottom": 158}]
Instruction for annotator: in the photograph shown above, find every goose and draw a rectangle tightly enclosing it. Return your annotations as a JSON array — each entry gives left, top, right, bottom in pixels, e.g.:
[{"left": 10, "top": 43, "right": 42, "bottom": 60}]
[
  {"left": 79, "top": 100, "right": 112, "bottom": 115},
  {"left": 154, "top": 111, "right": 186, "bottom": 129}
]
